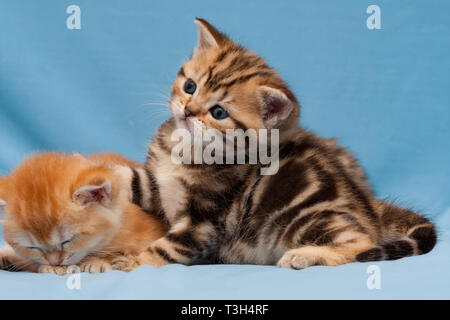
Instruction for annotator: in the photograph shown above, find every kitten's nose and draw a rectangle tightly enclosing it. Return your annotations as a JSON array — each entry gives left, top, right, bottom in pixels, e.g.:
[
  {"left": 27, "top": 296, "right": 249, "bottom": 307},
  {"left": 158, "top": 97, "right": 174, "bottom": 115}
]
[
  {"left": 47, "top": 252, "right": 63, "bottom": 266},
  {"left": 184, "top": 106, "right": 195, "bottom": 118}
]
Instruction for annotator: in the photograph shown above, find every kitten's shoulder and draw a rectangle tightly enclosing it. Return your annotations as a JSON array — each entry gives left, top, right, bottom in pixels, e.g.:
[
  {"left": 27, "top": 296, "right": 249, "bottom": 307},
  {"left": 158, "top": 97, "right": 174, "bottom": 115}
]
[{"left": 285, "top": 128, "right": 371, "bottom": 193}]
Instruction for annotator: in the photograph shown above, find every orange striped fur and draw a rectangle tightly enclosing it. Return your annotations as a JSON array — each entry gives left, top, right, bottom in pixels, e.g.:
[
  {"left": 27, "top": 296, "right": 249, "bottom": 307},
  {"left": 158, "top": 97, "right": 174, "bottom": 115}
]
[{"left": 0, "top": 152, "right": 166, "bottom": 274}]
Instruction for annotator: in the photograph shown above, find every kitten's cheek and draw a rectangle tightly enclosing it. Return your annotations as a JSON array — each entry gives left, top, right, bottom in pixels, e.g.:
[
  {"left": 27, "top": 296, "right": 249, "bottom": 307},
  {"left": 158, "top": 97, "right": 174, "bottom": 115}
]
[
  {"left": 31, "top": 257, "right": 45, "bottom": 265},
  {"left": 62, "top": 252, "right": 83, "bottom": 266},
  {"left": 21, "top": 250, "right": 44, "bottom": 264},
  {"left": 171, "top": 105, "right": 185, "bottom": 119}
]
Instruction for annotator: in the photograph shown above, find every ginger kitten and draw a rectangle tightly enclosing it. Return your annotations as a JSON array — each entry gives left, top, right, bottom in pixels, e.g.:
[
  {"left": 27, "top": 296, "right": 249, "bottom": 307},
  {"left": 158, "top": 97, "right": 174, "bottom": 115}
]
[
  {"left": 114, "top": 18, "right": 436, "bottom": 271},
  {"left": 0, "top": 152, "right": 166, "bottom": 274}
]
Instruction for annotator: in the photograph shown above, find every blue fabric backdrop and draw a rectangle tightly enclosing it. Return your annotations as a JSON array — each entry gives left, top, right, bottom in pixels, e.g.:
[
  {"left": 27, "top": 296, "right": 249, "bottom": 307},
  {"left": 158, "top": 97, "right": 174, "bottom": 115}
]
[{"left": 0, "top": 0, "right": 449, "bottom": 299}]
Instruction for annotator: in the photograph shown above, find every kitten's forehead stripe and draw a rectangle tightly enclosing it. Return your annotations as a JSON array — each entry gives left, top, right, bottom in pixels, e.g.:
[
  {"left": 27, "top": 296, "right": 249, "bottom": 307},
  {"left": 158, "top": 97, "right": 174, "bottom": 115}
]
[
  {"left": 218, "top": 90, "right": 228, "bottom": 102},
  {"left": 50, "top": 227, "right": 62, "bottom": 246},
  {"left": 197, "top": 48, "right": 279, "bottom": 94},
  {"left": 204, "top": 66, "right": 215, "bottom": 84},
  {"left": 213, "top": 71, "right": 274, "bottom": 91},
  {"left": 214, "top": 50, "right": 229, "bottom": 64}
]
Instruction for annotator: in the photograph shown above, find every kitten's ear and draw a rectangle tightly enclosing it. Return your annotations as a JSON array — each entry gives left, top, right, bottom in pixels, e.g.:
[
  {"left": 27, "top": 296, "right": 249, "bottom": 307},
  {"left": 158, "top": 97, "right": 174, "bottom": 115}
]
[
  {"left": 72, "top": 182, "right": 112, "bottom": 207},
  {"left": 258, "top": 86, "right": 294, "bottom": 127},
  {"left": 72, "top": 153, "right": 94, "bottom": 165},
  {"left": 0, "top": 199, "right": 6, "bottom": 219},
  {"left": 194, "top": 18, "right": 229, "bottom": 53},
  {"left": 72, "top": 153, "right": 86, "bottom": 160}
]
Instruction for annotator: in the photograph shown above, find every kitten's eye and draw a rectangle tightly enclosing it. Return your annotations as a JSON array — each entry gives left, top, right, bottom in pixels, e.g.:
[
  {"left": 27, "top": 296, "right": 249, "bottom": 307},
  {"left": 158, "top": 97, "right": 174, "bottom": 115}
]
[
  {"left": 209, "top": 105, "right": 229, "bottom": 120},
  {"left": 27, "top": 247, "right": 43, "bottom": 253},
  {"left": 60, "top": 240, "right": 72, "bottom": 249},
  {"left": 184, "top": 79, "right": 197, "bottom": 94}
]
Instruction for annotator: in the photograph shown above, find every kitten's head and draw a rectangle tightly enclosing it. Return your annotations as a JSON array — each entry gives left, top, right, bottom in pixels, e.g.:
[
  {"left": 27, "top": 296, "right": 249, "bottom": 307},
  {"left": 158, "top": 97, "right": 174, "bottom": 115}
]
[
  {"left": 0, "top": 153, "right": 127, "bottom": 266},
  {"left": 170, "top": 18, "right": 299, "bottom": 138}
]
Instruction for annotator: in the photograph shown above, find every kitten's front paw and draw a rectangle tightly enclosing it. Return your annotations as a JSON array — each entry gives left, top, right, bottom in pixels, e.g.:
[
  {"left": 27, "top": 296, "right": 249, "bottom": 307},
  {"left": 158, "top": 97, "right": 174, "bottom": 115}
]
[
  {"left": 79, "top": 258, "right": 112, "bottom": 273},
  {"left": 38, "top": 265, "right": 69, "bottom": 275},
  {"left": 111, "top": 254, "right": 140, "bottom": 272},
  {"left": 276, "top": 249, "right": 318, "bottom": 270}
]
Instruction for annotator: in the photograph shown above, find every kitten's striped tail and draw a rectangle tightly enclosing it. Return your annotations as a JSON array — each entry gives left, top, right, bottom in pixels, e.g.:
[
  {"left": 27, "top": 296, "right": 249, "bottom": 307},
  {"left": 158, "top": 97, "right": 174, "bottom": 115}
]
[{"left": 356, "top": 200, "right": 437, "bottom": 262}]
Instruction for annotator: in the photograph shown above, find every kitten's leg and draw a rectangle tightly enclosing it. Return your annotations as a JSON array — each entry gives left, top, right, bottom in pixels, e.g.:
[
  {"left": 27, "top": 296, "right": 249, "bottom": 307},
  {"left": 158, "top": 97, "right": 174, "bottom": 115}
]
[
  {"left": 111, "top": 238, "right": 178, "bottom": 271},
  {"left": 78, "top": 256, "right": 112, "bottom": 273},
  {"left": 277, "top": 232, "right": 374, "bottom": 269},
  {"left": 276, "top": 209, "right": 377, "bottom": 269},
  {"left": 111, "top": 219, "right": 218, "bottom": 271},
  {"left": 111, "top": 252, "right": 164, "bottom": 271},
  {"left": 277, "top": 211, "right": 376, "bottom": 270},
  {"left": 0, "top": 244, "right": 39, "bottom": 272},
  {"left": 111, "top": 228, "right": 207, "bottom": 271},
  {"left": 110, "top": 254, "right": 140, "bottom": 271}
]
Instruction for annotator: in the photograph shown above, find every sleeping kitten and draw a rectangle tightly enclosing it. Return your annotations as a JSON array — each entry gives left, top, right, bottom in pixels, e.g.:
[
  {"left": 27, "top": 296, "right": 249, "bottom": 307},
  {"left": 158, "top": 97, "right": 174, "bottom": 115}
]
[
  {"left": 109, "top": 19, "right": 437, "bottom": 270},
  {"left": 0, "top": 152, "right": 165, "bottom": 274}
]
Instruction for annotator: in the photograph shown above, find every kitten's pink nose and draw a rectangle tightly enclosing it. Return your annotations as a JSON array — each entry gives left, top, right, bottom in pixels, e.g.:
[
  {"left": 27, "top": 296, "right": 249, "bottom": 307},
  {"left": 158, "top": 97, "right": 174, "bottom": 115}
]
[
  {"left": 47, "top": 252, "right": 63, "bottom": 266},
  {"left": 184, "top": 106, "right": 195, "bottom": 117}
]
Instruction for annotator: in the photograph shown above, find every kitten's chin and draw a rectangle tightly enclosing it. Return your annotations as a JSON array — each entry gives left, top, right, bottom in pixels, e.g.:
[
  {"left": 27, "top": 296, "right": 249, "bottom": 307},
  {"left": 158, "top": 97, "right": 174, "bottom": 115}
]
[
  {"left": 175, "top": 117, "right": 200, "bottom": 137},
  {"left": 175, "top": 117, "right": 190, "bottom": 131}
]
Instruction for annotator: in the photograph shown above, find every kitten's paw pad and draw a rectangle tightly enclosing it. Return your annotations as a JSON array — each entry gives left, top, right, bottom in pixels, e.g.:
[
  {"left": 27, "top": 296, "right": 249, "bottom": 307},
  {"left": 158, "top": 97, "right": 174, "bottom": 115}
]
[
  {"left": 79, "top": 260, "right": 112, "bottom": 273},
  {"left": 111, "top": 255, "right": 140, "bottom": 272},
  {"left": 38, "top": 265, "right": 68, "bottom": 275},
  {"left": 277, "top": 250, "right": 318, "bottom": 270}
]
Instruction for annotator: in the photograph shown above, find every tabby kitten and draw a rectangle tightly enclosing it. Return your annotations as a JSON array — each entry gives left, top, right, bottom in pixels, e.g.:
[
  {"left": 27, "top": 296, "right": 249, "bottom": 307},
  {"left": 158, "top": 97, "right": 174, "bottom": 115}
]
[
  {"left": 0, "top": 152, "right": 165, "bottom": 274},
  {"left": 119, "top": 18, "right": 436, "bottom": 270}
]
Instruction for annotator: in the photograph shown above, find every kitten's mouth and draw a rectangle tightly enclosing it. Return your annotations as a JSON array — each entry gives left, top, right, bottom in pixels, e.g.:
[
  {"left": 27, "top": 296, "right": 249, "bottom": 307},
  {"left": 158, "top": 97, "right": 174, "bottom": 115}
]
[
  {"left": 176, "top": 116, "right": 190, "bottom": 131},
  {"left": 172, "top": 104, "right": 189, "bottom": 131},
  {"left": 176, "top": 116, "right": 200, "bottom": 134}
]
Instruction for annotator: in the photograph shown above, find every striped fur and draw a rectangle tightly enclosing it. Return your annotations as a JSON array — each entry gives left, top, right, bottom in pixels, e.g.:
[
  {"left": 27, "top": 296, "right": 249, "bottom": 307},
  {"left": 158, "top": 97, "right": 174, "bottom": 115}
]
[
  {"left": 0, "top": 153, "right": 166, "bottom": 273},
  {"left": 120, "top": 19, "right": 436, "bottom": 270}
]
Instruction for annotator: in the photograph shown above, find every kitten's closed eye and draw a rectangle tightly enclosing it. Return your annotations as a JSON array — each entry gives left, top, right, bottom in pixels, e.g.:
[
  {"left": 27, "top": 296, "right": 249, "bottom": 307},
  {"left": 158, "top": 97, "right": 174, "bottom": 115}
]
[
  {"left": 24, "top": 235, "right": 76, "bottom": 253},
  {"left": 60, "top": 239, "right": 73, "bottom": 249},
  {"left": 58, "top": 233, "right": 80, "bottom": 249}
]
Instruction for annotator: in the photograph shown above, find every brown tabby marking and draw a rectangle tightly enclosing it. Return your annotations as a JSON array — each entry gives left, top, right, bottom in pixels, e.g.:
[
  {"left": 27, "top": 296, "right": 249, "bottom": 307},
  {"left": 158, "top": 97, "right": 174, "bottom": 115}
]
[{"left": 116, "top": 19, "right": 437, "bottom": 270}]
